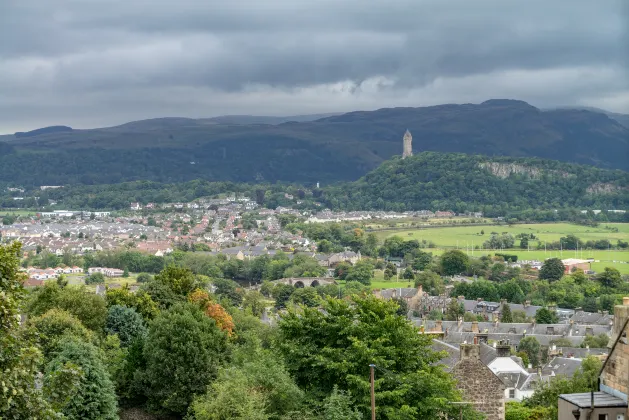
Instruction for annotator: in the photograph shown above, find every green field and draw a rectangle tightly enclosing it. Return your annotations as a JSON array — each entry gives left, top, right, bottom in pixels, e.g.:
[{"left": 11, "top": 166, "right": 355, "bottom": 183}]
[{"left": 374, "top": 222, "right": 629, "bottom": 274}]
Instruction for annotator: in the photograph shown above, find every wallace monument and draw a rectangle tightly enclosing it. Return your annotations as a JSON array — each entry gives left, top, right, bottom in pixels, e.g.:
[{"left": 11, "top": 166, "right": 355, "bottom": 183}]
[{"left": 402, "top": 129, "right": 413, "bottom": 158}]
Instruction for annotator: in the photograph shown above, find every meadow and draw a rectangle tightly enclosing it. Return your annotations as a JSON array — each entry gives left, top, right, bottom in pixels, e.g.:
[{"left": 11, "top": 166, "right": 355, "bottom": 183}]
[{"left": 374, "top": 222, "right": 629, "bottom": 274}]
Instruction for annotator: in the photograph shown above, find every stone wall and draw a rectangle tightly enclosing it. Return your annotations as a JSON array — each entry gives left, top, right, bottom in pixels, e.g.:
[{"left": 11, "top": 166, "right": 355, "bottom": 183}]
[
  {"left": 600, "top": 297, "right": 629, "bottom": 417},
  {"left": 451, "top": 343, "right": 506, "bottom": 420}
]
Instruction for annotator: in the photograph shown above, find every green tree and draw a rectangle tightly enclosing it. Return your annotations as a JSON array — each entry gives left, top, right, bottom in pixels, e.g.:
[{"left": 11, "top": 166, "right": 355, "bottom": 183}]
[
  {"left": 291, "top": 287, "right": 322, "bottom": 307},
  {"left": 512, "top": 309, "right": 529, "bottom": 323},
  {"left": 154, "top": 264, "right": 198, "bottom": 296},
  {"left": 440, "top": 250, "right": 469, "bottom": 276},
  {"left": 30, "top": 309, "right": 94, "bottom": 359},
  {"left": 45, "top": 337, "right": 118, "bottom": 420},
  {"left": 393, "top": 297, "right": 409, "bottom": 317},
  {"left": 345, "top": 260, "right": 374, "bottom": 285},
  {"left": 242, "top": 290, "right": 266, "bottom": 317},
  {"left": 273, "top": 284, "right": 295, "bottom": 309},
  {"left": 86, "top": 271, "right": 105, "bottom": 284},
  {"left": 518, "top": 337, "right": 541, "bottom": 367},
  {"left": 402, "top": 266, "right": 414, "bottom": 280},
  {"left": 596, "top": 267, "right": 622, "bottom": 288},
  {"left": 27, "top": 284, "right": 108, "bottom": 332},
  {"left": 105, "top": 305, "right": 147, "bottom": 347},
  {"left": 106, "top": 285, "right": 159, "bottom": 320},
  {"left": 213, "top": 278, "right": 245, "bottom": 306},
  {"left": 538, "top": 258, "right": 565, "bottom": 282},
  {"left": 581, "top": 333, "right": 610, "bottom": 348},
  {"left": 333, "top": 261, "right": 352, "bottom": 280},
  {"left": 534, "top": 307, "right": 558, "bottom": 324},
  {"left": 414, "top": 270, "right": 445, "bottom": 295},
  {"left": 501, "top": 304, "right": 513, "bottom": 323},
  {"left": 519, "top": 236, "right": 528, "bottom": 249},
  {"left": 277, "top": 295, "right": 476, "bottom": 419},
  {"left": 322, "top": 386, "right": 362, "bottom": 420},
  {"left": 141, "top": 303, "right": 230, "bottom": 415},
  {"left": 191, "top": 344, "right": 303, "bottom": 419},
  {"left": 136, "top": 272, "right": 152, "bottom": 283},
  {"left": 411, "top": 250, "right": 433, "bottom": 271},
  {"left": 445, "top": 299, "right": 466, "bottom": 321},
  {"left": 0, "top": 242, "right": 63, "bottom": 418}
]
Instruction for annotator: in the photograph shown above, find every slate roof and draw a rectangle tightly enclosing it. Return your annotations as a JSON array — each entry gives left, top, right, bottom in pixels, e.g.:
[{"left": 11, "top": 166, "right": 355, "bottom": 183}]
[{"left": 543, "top": 357, "right": 582, "bottom": 378}]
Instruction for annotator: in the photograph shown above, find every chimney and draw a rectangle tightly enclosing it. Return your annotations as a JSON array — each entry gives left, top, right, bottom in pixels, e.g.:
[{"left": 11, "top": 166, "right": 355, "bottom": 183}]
[
  {"left": 496, "top": 343, "right": 511, "bottom": 357},
  {"left": 436, "top": 320, "right": 443, "bottom": 332},
  {"left": 477, "top": 297, "right": 483, "bottom": 302},
  {"left": 471, "top": 321, "right": 479, "bottom": 333},
  {"left": 524, "top": 300, "right": 530, "bottom": 308},
  {"left": 611, "top": 297, "right": 629, "bottom": 341},
  {"left": 459, "top": 342, "right": 481, "bottom": 361},
  {"left": 458, "top": 317, "right": 463, "bottom": 328},
  {"left": 458, "top": 295, "right": 465, "bottom": 301}
]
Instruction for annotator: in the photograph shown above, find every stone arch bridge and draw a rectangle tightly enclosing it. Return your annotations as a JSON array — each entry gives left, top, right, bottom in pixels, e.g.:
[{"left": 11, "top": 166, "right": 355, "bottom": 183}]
[{"left": 276, "top": 277, "right": 336, "bottom": 288}]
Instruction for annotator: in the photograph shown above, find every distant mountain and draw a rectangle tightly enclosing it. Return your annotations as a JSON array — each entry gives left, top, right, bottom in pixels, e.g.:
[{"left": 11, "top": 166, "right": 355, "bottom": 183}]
[
  {"left": 323, "top": 152, "right": 629, "bottom": 213},
  {"left": 550, "top": 106, "right": 629, "bottom": 129},
  {"left": 14, "top": 125, "right": 73, "bottom": 138},
  {"left": 0, "top": 100, "right": 627, "bottom": 186}
]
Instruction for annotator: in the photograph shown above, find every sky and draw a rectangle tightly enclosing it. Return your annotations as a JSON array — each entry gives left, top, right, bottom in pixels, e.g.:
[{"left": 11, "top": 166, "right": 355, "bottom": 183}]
[{"left": 1, "top": 0, "right": 628, "bottom": 133}]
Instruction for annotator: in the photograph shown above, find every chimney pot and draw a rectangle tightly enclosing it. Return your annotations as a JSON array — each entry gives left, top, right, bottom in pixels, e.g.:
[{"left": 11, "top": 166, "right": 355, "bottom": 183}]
[
  {"left": 477, "top": 297, "right": 482, "bottom": 302},
  {"left": 623, "top": 296, "right": 629, "bottom": 306}
]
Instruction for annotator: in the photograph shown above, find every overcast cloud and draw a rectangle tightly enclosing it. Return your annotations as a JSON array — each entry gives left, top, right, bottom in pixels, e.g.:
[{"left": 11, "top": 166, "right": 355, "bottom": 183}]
[{"left": 1, "top": 0, "right": 627, "bottom": 133}]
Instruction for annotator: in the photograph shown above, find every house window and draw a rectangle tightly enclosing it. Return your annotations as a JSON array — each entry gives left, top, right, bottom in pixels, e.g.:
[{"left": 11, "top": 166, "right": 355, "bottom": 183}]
[
  {"left": 597, "top": 414, "right": 607, "bottom": 420},
  {"left": 508, "top": 389, "right": 515, "bottom": 399}
]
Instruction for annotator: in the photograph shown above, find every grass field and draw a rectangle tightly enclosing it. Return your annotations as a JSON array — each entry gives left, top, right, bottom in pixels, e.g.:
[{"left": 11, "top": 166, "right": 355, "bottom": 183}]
[
  {"left": 374, "top": 222, "right": 629, "bottom": 274},
  {"left": 1, "top": 210, "right": 37, "bottom": 216}
]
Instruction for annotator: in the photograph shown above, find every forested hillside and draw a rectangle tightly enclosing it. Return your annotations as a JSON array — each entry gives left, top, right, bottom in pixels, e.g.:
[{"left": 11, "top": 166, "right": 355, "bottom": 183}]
[
  {"left": 322, "top": 153, "right": 629, "bottom": 214},
  {"left": 0, "top": 100, "right": 627, "bottom": 186}
]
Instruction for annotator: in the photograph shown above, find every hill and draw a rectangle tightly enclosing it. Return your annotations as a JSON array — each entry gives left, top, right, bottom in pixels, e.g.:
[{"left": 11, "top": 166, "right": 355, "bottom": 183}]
[
  {"left": 0, "top": 100, "right": 627, "bottom": 186},
  {"left": 14, "top": 125, "right": 73, "bottom": 138},
  {"left": 322, "top": 152, "right": 629, "bottom": 214}
]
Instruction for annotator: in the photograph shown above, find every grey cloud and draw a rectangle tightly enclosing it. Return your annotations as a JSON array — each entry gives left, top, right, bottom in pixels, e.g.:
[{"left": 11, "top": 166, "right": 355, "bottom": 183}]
[{"left": 0, "top": 0, "right": 627, "bottom": 132}]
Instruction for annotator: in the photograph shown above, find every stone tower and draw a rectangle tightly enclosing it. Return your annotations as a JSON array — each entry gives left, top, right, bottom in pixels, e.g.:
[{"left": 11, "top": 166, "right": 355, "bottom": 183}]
[{"left": 402, "top": 129, "right": 413, "bottom": 158}]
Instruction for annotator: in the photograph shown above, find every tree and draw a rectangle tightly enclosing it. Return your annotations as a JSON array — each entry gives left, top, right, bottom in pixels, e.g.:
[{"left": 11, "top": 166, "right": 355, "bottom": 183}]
[
  {"left": 122, "top": 268, "right": 129, "bottom": 278},
  {"left": 596, "top": 267, "right": 622, "bottom": 288},
  {"left": 105, "top": 305, "right": 147, "bottom": 347},
  {"left": 141, "top": 303, "right": 230, "bottom": 415},
  {"left": 136, "top": 272, "right": 152, "bottom": 283},
  {"left": 242, "top": 290, "right": 266, "bottom": 316},
  {"left": 45, "top": 337, "right": 118, "bottom": 420},
  {"left": 322, "top": 386, "right": 362, "bottom": 420},
  {"left": 0, "top": 242, "right": 63, "bottom": 418},
  {"left": 106, "top": 285, "right": 159, "bottom": 320},
  {"left": 519, "top": 236, "right": 528, "bottom": 249},
  {"left": 402, "top": 266, "right": 415, "bottom": 280},
  {"left": 511, "top": 310, "right": 529, "bottom": 323},
  {"left": 393, "top": 297, "right": 409, "bottom": 316},
  {"left": 518, "top": 337, "right": 542, "bottom": 367},
  {"left": 501, "top": 303, "right": 513, "bottom": 323},
  {"left": 154, "top": 264, "right": 198, "bottom": 297},
  {"left": 189, "top": 289, "right": 235, "bottom": 336},
  {"left": 277, "top": 295, "right": 476, "bottom": 419},
  {"left": 30, "top": 309, "right": 94, "bottom": 359},
  {"left": 535, "top": 307, "right": 558, "bottom": 324},
  {"left": 273, "top": 284, "right": 295, "bottom": 309},
  {"left": 213, "top": 278, "right": 244, "bottom": 306},
  {"left": 440, "top": 250, "right": 469, "bottom": 276},
  {"left": 414, "top": 270, "right": 444, "bottom": 295},
  {"left": 190, "top": 345, "right": 303, "bottom": 419},
  {"left": 345, "top": 260, "right": 374, "bottom": 285},
  {"left": 581, "top": 333, "right": 610, "bottom": 348},
  {"left": 411, "top": 250, "right": 433, "bottom": 271},
  {"left": 539, "top": 258, "right": 565, "bottom": 282},
  {"left": 445, "top": 299, "right": 466, "bottom": 321},
  {"left": 333, "top": 262, "right": 352, "bottom": 280},
  {"left": 85, "top": 271, "right": 105, "bottom": 284},
  {"left": 27, "top": 283, "right": 108, "bottom": 332},
  {"left": 291, "top": 287, "right": 322, "bottom": 307}
]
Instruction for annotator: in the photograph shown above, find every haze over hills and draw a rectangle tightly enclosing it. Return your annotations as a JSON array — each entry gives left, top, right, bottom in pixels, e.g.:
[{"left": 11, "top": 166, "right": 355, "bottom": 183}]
[{"left": 0, "top": 99, "right": 627, "bottom": 186}]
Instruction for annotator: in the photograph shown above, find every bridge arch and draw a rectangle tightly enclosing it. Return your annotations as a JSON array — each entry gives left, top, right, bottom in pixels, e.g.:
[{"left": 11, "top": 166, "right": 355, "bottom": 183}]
[{"left": 294, "top": 281, "right": 305, "bottom": 288}]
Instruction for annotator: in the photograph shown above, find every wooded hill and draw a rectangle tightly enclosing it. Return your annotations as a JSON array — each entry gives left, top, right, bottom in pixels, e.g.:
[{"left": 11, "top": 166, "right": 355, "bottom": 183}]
[
  {"left": 322, "top": 152, "right": 629, "bottom": 214},
  {"left": 0, "top": 99, "right": 627, "bottom": 186}
]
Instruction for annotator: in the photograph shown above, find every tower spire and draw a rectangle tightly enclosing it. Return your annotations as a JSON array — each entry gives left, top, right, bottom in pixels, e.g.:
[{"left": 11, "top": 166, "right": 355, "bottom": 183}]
[{"left": 402, "top": 129, "right": 413, "bottom": 158}]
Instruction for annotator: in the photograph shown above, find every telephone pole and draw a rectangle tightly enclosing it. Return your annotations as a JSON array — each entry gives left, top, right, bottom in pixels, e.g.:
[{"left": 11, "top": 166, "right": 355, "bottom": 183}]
[{"left": 370, "top": 364, "right": 376, "bottom": 420}]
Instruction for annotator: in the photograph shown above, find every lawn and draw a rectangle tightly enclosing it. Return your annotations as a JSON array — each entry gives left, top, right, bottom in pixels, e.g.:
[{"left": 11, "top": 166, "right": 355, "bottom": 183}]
[{"left": 374, "top": 222, "right": 629, "bottom": 274}]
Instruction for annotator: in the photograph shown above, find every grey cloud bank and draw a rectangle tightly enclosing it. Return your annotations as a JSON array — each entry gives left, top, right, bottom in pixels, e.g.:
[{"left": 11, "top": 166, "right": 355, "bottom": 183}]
[{"left": 1, "top": 0, "right": 627, "bottom": 132}]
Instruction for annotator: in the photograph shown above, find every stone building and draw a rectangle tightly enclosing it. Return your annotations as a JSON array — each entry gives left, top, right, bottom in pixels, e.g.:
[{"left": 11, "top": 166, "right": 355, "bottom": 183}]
[
  {"left": 402, "top": 129, "right": 413, "bottom": 158},
  {"left": 451, "top": 338, "right": 506, "bottom": 420}
]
